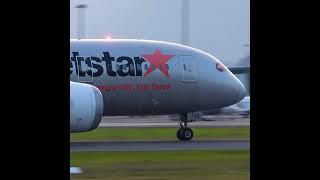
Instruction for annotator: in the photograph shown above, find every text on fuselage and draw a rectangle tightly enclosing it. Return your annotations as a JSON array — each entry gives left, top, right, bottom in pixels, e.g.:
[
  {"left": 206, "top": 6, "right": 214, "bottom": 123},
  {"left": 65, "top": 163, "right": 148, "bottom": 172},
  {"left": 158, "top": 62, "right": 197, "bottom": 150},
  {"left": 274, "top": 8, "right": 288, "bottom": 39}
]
[{"left": 70, "top": 52, "right": 147, "bottom": 77}]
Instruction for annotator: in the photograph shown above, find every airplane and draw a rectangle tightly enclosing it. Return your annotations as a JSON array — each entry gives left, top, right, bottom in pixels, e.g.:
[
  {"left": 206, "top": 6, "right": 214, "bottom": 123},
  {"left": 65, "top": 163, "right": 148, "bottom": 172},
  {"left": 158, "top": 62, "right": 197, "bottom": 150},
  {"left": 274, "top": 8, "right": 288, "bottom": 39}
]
[{"left": 70, "top": 39, "right": 247, "bottom": 141}]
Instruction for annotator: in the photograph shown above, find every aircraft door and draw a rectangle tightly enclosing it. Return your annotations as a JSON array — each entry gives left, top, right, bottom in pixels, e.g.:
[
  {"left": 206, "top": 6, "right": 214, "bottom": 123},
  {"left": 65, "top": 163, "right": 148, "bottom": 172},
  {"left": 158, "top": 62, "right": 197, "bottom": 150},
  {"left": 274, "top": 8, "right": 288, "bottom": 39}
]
[
  {"left": 77, "top": 57, "right": 93, "bottom": 83},
  {"left": 180, "top": 55, "right": 197, "bottom": 82}
]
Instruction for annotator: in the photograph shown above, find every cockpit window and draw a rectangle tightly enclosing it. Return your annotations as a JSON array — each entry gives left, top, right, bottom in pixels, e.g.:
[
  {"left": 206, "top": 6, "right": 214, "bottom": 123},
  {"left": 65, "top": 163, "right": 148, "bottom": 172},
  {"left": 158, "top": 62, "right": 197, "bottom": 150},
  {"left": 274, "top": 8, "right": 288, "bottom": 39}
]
[{"left": 216, "top": 63, "right": 226, "bottom": 72}]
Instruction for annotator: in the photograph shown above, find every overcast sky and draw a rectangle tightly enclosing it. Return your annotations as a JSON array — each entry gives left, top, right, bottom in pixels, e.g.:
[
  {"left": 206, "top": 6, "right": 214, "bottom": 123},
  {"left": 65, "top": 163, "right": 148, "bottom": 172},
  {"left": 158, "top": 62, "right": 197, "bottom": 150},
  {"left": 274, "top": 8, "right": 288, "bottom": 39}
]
[{"left": 70, "top": 0, "right": 250, "bottom": 66}]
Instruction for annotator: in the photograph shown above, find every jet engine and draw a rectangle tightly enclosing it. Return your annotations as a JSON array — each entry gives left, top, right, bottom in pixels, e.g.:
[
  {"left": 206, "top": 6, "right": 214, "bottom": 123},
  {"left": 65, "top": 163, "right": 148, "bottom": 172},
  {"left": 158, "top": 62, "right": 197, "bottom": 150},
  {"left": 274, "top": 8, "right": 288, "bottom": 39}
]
[{"left": 70, "top": 81, "right": 104, "bottom": 133}]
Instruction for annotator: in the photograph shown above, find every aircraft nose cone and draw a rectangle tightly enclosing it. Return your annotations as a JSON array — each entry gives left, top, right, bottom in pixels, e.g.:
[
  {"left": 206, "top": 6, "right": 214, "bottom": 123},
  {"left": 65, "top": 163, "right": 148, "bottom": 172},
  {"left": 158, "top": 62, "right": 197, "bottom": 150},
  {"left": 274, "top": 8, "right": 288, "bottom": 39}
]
[
  {"left": 224, "top": 75, "right": 247, "bottom": 106},
  {"left": 236, "top": 80, "right": 247, "bottom": 102}
]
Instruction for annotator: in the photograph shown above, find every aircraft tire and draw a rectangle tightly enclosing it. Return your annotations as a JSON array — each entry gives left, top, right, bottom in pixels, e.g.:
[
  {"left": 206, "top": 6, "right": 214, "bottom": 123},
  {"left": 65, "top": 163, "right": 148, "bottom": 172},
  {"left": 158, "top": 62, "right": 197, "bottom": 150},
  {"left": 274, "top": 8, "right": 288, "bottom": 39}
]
[
  {"left": 181, "top": 128, "right": 193, "bottom": 141},
  {"left": 177, "top": 128, "right": 184, "bottom": 141}
]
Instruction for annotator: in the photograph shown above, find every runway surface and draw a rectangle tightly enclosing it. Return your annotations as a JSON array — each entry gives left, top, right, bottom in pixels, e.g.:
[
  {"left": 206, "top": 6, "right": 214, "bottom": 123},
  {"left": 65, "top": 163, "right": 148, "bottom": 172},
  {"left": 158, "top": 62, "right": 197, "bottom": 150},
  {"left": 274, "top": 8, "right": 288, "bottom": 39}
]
[
  {"left": 99, "top": 115, "right": 250, "bottom": 128},
  {"left": 70, "top": 140, "right": 249, "bottom": 152}
]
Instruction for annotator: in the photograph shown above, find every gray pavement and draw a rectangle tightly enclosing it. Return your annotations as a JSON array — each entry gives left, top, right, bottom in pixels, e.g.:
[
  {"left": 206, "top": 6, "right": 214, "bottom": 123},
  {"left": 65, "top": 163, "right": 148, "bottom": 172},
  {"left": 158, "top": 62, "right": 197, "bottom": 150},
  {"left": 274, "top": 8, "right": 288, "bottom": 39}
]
[{"left": 70, "top": 140, "right": 250, "bottom": 152}]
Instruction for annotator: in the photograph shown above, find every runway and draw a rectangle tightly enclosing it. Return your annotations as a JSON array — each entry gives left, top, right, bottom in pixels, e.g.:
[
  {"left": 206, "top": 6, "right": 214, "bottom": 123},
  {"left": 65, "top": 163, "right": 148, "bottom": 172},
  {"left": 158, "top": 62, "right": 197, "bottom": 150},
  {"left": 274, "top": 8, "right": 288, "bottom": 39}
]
[
  {"left": 99, "top": 115, "right": 250, "bottom": 128},
  {"left": 70, "top": 140, "right": 249, "bottom": 152}
]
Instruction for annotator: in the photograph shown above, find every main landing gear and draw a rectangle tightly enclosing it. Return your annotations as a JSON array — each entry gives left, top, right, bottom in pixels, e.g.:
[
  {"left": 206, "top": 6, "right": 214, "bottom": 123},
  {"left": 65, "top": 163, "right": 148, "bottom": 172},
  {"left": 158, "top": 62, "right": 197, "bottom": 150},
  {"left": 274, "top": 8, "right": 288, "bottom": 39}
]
[{"left": 176, "top": 113, "right": 194, "bottom": 141}]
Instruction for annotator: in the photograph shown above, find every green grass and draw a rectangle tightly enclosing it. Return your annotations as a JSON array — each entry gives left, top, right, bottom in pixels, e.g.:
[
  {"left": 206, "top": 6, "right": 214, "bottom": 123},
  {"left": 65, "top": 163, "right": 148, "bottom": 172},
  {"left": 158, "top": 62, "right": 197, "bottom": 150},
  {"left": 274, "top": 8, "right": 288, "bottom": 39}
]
[
  {"left": 71, "top": 150, "right": 249, "bottom": 180},
  {"left": 71, "top": 127, "right": 250, "bottom": 141}
]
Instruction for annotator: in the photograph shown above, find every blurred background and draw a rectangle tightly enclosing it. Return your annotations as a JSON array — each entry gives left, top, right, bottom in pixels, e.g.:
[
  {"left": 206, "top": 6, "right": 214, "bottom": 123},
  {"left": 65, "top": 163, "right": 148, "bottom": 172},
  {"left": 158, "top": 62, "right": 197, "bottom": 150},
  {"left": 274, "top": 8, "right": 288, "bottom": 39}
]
[{"left": 70, "top": 0, "right": 250, "bottom": 94}]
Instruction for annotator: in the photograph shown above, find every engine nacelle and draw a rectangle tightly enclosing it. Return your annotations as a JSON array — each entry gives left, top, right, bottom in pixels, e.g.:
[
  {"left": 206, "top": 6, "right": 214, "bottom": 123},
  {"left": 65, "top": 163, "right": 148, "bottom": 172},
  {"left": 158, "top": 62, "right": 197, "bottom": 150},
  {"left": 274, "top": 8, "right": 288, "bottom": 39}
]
[{"left": 70, "top": 81, "right": 104, "bottom": 133}]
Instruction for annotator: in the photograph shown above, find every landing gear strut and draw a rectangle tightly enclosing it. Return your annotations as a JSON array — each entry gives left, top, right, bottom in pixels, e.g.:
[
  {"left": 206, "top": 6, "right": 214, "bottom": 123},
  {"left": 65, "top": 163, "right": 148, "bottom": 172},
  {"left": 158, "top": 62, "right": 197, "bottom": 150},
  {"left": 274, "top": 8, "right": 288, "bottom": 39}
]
[{"left": 176, "top": 113, "right": 194, "bottom": 141}]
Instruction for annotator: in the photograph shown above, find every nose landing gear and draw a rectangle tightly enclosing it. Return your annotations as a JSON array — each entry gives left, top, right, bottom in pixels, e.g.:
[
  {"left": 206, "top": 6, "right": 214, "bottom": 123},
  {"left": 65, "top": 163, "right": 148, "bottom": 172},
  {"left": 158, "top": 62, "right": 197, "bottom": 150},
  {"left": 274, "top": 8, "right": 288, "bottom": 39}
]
[{"left": 176, "top": 113, "right": 194, "bottom": 141}]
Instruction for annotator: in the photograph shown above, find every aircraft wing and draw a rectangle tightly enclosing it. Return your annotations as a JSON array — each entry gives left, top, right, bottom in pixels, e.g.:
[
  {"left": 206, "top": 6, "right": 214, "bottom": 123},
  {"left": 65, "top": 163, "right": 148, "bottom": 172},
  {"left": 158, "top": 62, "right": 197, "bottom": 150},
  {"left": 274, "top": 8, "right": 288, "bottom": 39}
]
[{"left": 228, "top": 66, "right": 250, "bottom": 74}]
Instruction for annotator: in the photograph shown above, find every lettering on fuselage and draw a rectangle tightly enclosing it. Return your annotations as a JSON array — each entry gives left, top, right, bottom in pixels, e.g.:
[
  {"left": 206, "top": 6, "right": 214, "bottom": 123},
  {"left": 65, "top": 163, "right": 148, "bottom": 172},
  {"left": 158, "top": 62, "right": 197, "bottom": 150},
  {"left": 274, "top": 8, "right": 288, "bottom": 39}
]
[{"left": 70, "top": 52, "right": 146, "bottom": 77}]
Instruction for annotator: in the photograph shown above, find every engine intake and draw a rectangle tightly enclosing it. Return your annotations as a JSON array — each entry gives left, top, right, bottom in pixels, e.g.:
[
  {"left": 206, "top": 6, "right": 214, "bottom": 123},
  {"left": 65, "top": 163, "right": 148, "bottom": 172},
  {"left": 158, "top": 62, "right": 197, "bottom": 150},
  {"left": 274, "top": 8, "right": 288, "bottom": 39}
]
[{"left": 70, "top": 82, "right": 103, "bottom": 133}]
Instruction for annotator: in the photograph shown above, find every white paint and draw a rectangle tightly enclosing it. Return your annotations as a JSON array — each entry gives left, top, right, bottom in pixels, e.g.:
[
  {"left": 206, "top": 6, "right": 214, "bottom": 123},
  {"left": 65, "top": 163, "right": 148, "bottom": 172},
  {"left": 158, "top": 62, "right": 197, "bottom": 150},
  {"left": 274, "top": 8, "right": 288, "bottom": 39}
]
[{"left": 70, "top": 167, "right": 83, "bottom": 174}]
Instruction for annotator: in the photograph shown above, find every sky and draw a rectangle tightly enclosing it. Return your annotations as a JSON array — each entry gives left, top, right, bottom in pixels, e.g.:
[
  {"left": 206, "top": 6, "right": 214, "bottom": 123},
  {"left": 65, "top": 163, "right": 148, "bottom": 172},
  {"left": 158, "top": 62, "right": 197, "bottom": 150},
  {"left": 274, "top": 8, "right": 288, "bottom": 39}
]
[{"left": 70, "top": 0, "right": 250, "bottom": 66}]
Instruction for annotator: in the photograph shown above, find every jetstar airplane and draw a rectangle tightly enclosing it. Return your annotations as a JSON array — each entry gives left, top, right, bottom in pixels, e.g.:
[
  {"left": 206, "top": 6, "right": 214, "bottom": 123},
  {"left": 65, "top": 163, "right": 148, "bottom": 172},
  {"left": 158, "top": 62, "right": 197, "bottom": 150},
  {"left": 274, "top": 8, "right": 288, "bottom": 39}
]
[{"left": 70, "top": 39, "right": 247, "bottom": 141}]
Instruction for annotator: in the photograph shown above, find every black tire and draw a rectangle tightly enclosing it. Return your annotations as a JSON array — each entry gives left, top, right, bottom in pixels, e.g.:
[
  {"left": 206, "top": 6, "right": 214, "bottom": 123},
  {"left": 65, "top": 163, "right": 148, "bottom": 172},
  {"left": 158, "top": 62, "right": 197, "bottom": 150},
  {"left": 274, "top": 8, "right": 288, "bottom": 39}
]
[
  {"left": 181, "top": 128, "right": 193, "bottom": 141},
  {"left": 176, "top": 128, "right": 184, "bottom": 140}
]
